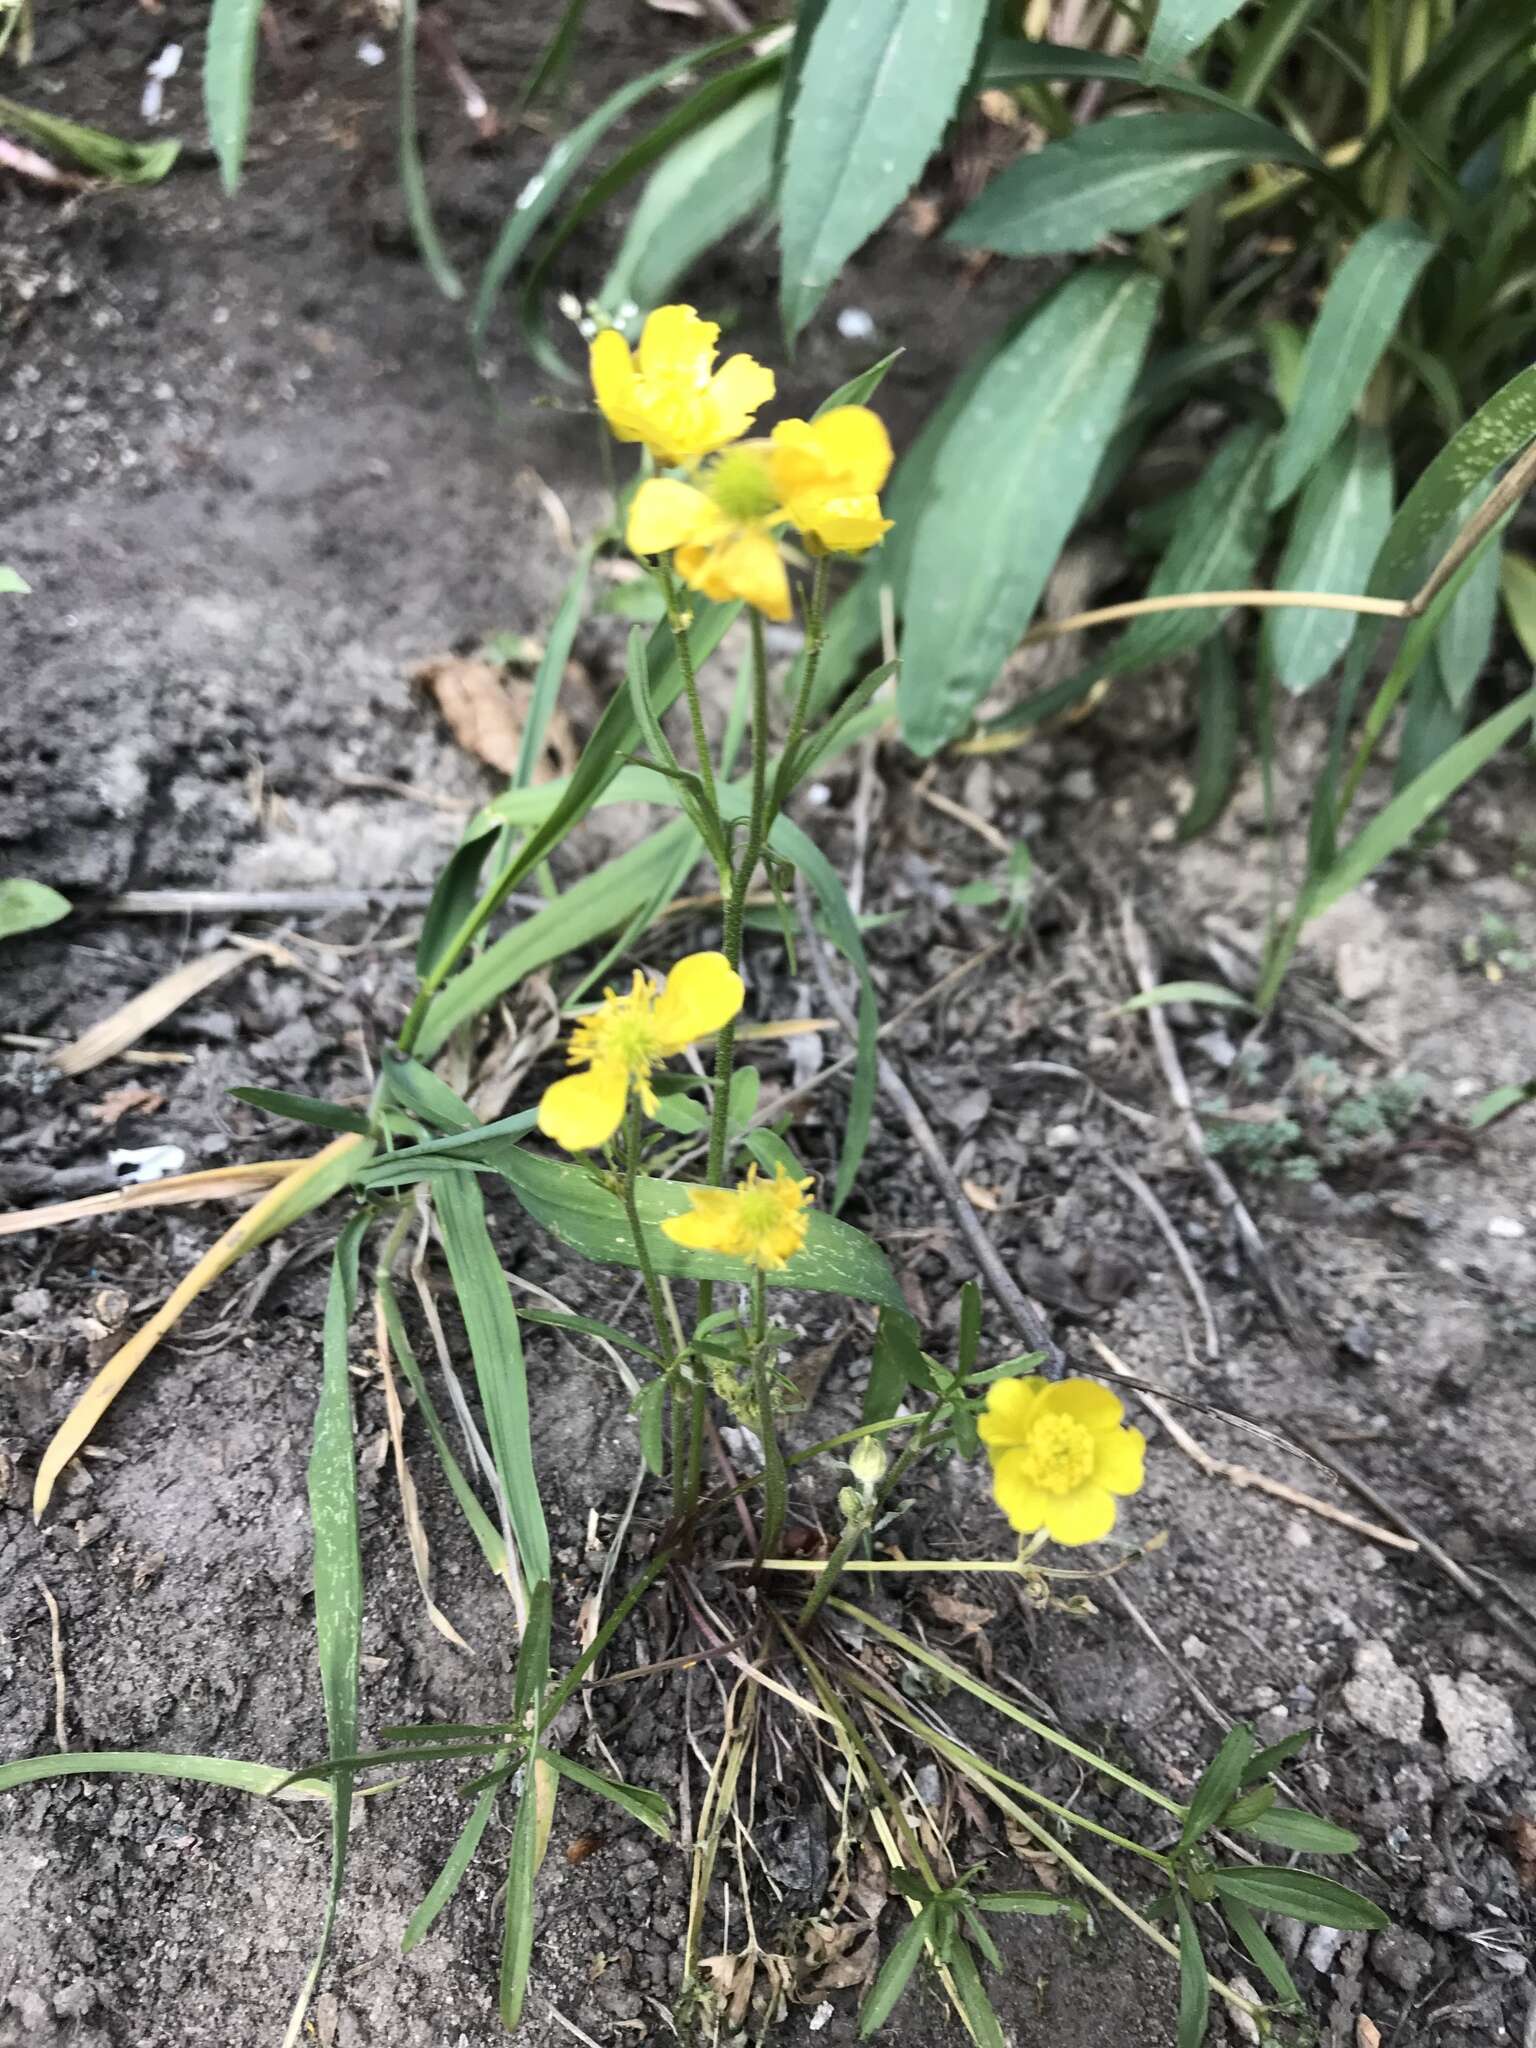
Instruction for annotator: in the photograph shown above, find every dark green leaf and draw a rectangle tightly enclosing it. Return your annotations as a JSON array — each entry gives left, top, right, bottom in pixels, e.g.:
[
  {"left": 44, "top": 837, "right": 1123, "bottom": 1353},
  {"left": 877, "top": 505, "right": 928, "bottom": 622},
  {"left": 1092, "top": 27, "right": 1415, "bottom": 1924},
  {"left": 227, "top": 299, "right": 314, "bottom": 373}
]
[
  {"left": 1181, "top": 1724, "right": 1255, "bottom": 1849},
  {"left": 536, "top": 1748, "right": 672, "bottom": 1838},
  {"left": 860, "top": 1905, "right": 933, "bottom": 2036},
  {"left": 1267, "top": 423, "right": 1394, "bottom": 694},
  {"left": 403, "top": 1778, "right": 504, "bottom": 1952},
  {"left": 203, "top": 0, "right": 261, "bottom": 190},
  {"left": 1175, "top": 1893, "right": 1210, "bottom": 2048},
  {"left": 380, "top": 1049, "right": 478, "bottom": 1132},
  {"left": 983, "top": 35, "right": 1278, "bottom": 114},
  {"left": 1219, "top": 1784, "right": 1276, "bottom": 1829},
  {"left": 780, "top": 0, "right": 991, "bottom": 336},
  {"left": 1237, "top": 1807, "right": 1360, "bottom": 1855},
  {"left": 957, "top": 1281, "right": 982, "bottom": 1374},
  {"left": 950, "top": 111, "right": 1319, "bottom": 256},
  {"left": 1222, "top": 1898, "right": 1302, "bottom": 2009},
  {"left": 1269, "top": 222, "right": 1435, "bottom": 508},
  {"left": 519, "top": 1306, "right": 662, "bottom": 1363},
  {"left": 1210, "top": 1867, "right": 1388, "bottom": 1931},
  {"left": 865, "top": 1306, "right": 933, "bottom": 1423},
  {"left": 229, "top": 1087, "right": 371, "bottom": 1136},
  {"left": 495, "top": 1149, "right": 908, "bottom": 1312},
  {"left": 1242, "top": 1727, "right": 1312, "bottom": 1784},
  {"left": 899, "top": 266, "right": 1160, "bottom": 754},
  {"left": 435, "top": 1174, "right": 551, "bottom": 1587},
  {"left": 1146, "top": 0, "right": 1246, "bottom": 73},
  {"left": 944, "top": 1936, "right": 1006, "bottom": 2048},
  {"left": 815, "top": 351, "right": 903, "bottom": 417},
  {"left": 1179, "top": 638, "right": 1240, "bottom": 841}
]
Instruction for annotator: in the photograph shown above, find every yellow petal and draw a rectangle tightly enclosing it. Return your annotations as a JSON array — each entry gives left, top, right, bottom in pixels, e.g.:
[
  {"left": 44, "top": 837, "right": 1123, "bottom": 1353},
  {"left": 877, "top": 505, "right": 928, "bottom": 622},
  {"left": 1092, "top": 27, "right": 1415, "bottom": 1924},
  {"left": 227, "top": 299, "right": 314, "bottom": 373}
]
[
  {"left": 709, "top": 353, "right": 777, "bottom": 439},
  {"left": 794, "top": 494, "right": 893, "bottom": 554},
  {"left": 1094, "top": 1423, "right": 1147, "bottom": 1496},
  {"left": 1038, "top": 1379, "right": 1125, "bottom": 1431},
  {"left": 992, "top": 1452, "right": 1049, "bottom": 1534},
  {"left": 679, "top": 529, "right": 791, "bottom": 621},
  {"left": 1042, "top": 1486, "right": 1118, "bottom": 1546},
  {"left": 537, "top": 1063, "right": 628, "bottom": 1151},
  {"left": 807, "top": 407, "right": 894, "bottom": 491},
  {"left": 978, "top": 1377, "right": 1048, "bottom": 1451},
  {"left": 638, "top": 304, "right": 719, "bottom": 382},
  {"left": 627, "top": 477, "right": 721, "bottom": 556},
  {"left": 652, "top": 951, "right": 745, "bottom": 1051},
  {"left": 661, "top": 1187, "right": 739, "bottom": 1255},
  {"left": 590, "top": 329, "right": 640, "bottom": 440}
]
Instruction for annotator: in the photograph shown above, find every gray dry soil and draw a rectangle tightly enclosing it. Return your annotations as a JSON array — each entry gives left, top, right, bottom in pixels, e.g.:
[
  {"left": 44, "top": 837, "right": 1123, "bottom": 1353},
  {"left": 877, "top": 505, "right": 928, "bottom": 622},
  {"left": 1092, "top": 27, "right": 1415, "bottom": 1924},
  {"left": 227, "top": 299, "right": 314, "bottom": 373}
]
[{"left": 3, "top": 7, "right": 1535, "bottom": 2048}]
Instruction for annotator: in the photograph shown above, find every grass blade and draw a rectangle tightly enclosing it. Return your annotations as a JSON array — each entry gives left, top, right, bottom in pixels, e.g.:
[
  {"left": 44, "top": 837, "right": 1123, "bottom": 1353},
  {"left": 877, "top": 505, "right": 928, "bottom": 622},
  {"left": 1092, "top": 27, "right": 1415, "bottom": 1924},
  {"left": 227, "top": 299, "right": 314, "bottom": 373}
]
[
  {"left": 860, "top": 1903, "right": 934, "bottom": 2036},
  {"left": 1180, "top": 638, "right": 1241, "bottom": 840},
  {"left": 499, "top": 1770, "right": 541, "bottom": 2028},
  {"left": 1176, "top": 1893, "right": 1211, "bottom": 2048},
  {"left": 402, "top": 1778, "right": 505, "bottom": 1953},
  {"left": 203, "top": 0, "right": 262, "bottom": 192},
  {"left": 0, "top": 1750, "right": 332, "bottom": 1802},
  {"left": 398, "top": 0, "right": 464, "bottom": 300}
]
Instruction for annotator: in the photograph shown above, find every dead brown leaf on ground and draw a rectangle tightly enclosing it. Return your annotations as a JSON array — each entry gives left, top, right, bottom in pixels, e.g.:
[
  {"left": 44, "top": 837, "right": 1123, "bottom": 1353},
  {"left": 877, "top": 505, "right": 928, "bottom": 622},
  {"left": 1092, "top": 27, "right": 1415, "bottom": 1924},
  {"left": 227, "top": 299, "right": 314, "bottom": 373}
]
[
  {"left": 926, "top": 1589, "right": 997, "bottom": 1638},
  {"left": 86, "top": 1084, "right": 166, "bottom": 1126},
  {"left": 411, "top": 652, "right": 575, "bottom": 780}
]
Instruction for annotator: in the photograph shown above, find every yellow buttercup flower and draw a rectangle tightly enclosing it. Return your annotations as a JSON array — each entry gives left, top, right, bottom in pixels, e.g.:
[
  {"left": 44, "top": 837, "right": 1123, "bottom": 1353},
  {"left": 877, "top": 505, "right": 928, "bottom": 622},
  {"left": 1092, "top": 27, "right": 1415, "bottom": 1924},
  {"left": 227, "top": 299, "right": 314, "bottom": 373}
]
[
  {"left": 979, "top": 1378, "right": 1146, "bottom": 1547},
  {"left": 769, "top": 407, "right": 894, "bottom": 555},
  {"left": 627, "top": 443, "right": 793, "bottom": 621},
  {"left": 661, "top": 1162, "right": 814, "bottom": 1271},
  {"left": 591, "top": 305, "right": 775, "bottom": 470},
  {"left": 537, "top": 951, "right": 745, "bottom": 1153}
]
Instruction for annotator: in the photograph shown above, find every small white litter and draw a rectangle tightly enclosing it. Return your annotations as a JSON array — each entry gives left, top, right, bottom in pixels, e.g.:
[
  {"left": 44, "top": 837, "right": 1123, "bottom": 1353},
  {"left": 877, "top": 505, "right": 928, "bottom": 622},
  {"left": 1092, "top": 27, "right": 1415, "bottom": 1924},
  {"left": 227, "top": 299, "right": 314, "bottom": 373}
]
[
  {"left": 141, "top": 44, "right": 183, "bottom": 123},
  {"left": 110, "top": 1144, "right": 186, "bottom": 1186},
  {"left": 836, "top": 306, "right": 877, "bottom": 342}
]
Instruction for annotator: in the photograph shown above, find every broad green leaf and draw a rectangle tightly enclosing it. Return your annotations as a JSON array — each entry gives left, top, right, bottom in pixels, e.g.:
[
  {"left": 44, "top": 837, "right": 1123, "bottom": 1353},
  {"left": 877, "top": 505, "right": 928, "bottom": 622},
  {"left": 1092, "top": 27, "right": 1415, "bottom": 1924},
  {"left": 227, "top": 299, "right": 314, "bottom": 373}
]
[
  {"left": 1269, "top": 222, "right": 1435, "bottom": 508},
  {"left": 285, "top": 1216, "right": 369, "bottom": 2048},
  {"left": 470, "top": 32, "right": 759, "bottom": 352},
  {"left": 864, "top": 1305, "right": 933, "bottom": 1423},
  {"left": 0, "top": 566, "right": 29, "bottom": 594},
  {"left": 1222, "top": 1899, "right": 1302, "bottom": 2009},
  {"left": 860, "top": 1905, "right": 934, "bottom": 2036},
  {"left": 1433, "top": 485, "right": 1503, "bottom": 709},
  {"left": 950, "top": 111, "right": 1319, "bottom": 257},
  {"left": 780, "top": 0, "right": 990, "bottom": 337},
  {"left": 380, "top": 1048, "right": 478, "bottom": 1132},
  {"left": 495, "top": 1150, "right": 908, "bottom": 1312},
  {"left": 1268, "top": 423, "right": 1394, "bottom": 693},
  {"left": 0, "top": 94, "right": 179, "bottom": 184},
  {"left": 230, "top": 1087, "right": 371, "bottom": 1135},
  {"left": 0, "top": 1750, "right": 331, "bottom": 1802},
  {"left": 601, "top": 85, "right": 776, "bottom": 317},
  {"left": 398, "top": 0, "right": 463, "bottom": 300},
  {"left": 1119, "top": 981, "right": 1250, "bottom": 1014},
  {"left": 403, "top": 1779, "right": 504, "bottom": 1952},
  {"left": 1499, "top": 550, "right": 1536, "bottom": 664},
  {"left": 1309, "top": 687, "right": 1536, "bottom": 917},
  {"left": 1180, "top": 639, "right": 1240, "bottom": 841},
  {"left": 900, "top": 266, "right": 1160, "bottom": 754},
  {"left": 1237, "top": 1807, "right": 1359, "bottom": 1855},
  {"left": 1175, "top": 1893, "right": 1210, "bottom": 2048},
  {"left": 0, "top": 878, "right": 70, "bottom": 941},
  {"left": 435, "top": 1174, "right": 550, "bottom": 1587},
  {"left": 1241, "top": 1728, "right": 1312, "bottom": 1782},
  {"left": 1372, "top": 364, "right": 1536, "bottom": 598},
  {"left": 1181, "top": 1724, "right": 1254, "bottom": 1849},
  {"left": 537, "top": 1749, "right": 672, "bottom": 1837},
  {"left": 203, "top": 0, "right": 261, "bottom": 192},
  {"left": 1146, "top": 0, "right": 1246, "bottom": 73},
  {"left": 1209, "top": 1867, "right": 1388, "bottom": 1931}
]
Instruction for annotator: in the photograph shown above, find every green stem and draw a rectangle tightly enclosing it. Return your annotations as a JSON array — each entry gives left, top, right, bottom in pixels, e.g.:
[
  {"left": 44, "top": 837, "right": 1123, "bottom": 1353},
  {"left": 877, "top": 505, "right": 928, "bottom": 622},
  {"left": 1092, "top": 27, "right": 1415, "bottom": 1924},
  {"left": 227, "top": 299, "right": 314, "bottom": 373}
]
[
  {"left": 749, "top": 1270, "right": 786, "bottom": 1570},
  {"left": 659, "top": 559, "right": 722, "bottom": 830},
  {"left": 772, "top": 555, "right": 831, "bottom": 811},
  {"left": 796, "top": 1409, "right": 942, "bottom": 1630},
  {"left": 621, "top": 1095, "right": 670, "bottom": 1358}
]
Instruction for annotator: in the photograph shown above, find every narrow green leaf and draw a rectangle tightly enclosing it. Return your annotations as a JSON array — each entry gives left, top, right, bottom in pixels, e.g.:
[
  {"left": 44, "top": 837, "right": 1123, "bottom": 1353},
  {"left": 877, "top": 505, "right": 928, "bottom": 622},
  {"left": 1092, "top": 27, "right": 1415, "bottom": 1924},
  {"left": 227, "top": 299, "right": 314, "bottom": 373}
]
[
  {"left": 228, "top": 1087, "right": 371, "bottom": 1136},
  {"left": 1181, "top": 1724, "right": 1255, "bottom": 1849},
  {"left": 1499, "top": 550, "right": 1536, "bottom": 665},
  {"left": 1241, "top": 1727, "right": 1311, "bottom": 1784},
  {"left": 519, "top": 1305, "right": 661, "bottom": 1362},
  {"left": 600, "top": 86, "right": 777, "bottom": 317},
  {"left": 203, "top": 0, "right": 262, "bottom": 192},
  {"left": 1261, "top": 319, "right": 1305, "bottom": 415},
  {"left": 977, "top": 1891, "right": 1085, "bottom": 1917},
  {"left": 495, "top": 1150, "right": 908, "bottom": 1312},
  {"left": 815, "top": 350, "right": 903, "bottom": 417},
  {"left": 398, "top": 0, "right": 463, "bottom": 300},
  {"left": 1269, "top": 222, "right": 1435, "bottom": 508},
  {"left": 1267, "top": 423, "right": 1394, "bottom": 694},
  {"left": 984, "top": 35, "right": 1279, "bottom": 113},
  {"left": 1222, "top": 1898, "right": 1302, "bottom": 2009},
  {"left": 499, "top": 1771, "right": 540, "bottom": 2029},
  {"left": 1119, "top": 981, "right": 1250, "bottom": 1014},
  {"left": 632, "top": 1376, "right": 667, "bottom": 1475},
  {"left": 1175, "top": 1893, "right": 1211, "bottom": 2048},
  {"left": 860, "top": 1905, "right": 934, "bottom": 2036},
  {"left": 1433, "top": 485, "right": 1503, "bottom": 709},
  {"left": 0, "top": 566, "right": 31, "bottom": 595},
  {"left": 517, "top": 547, "right": 594, "bottom": 791},
  {"left": 0, "top": 879, "right": 70, "bottom": 942},
  {"left": 0, "top": 94, "right": 179, "bottom": 184},
  {"left": 380, "top": 1048, "right": 478, "bottom": 1132},
  {"left": 1146, "top": 0, "right": 1246, "bottom": 73},
  {"left": 1237, "top": 1807, "right": 1360, "bottom": 1855},
  {"left": 959, "top": 1901, "right": 1003, "bottom": 1974},
  {"left": 957, "top": 1280, "right": 982, "bottom": 1374},
  {"left": 536, "top": 1749, "right": 672, "bottom": 1838},
  {"left": 1210, "top": 1867, "right": 1387, "bottom": 1931},
  {"left": 952, "top": 110, "right": 1318, "bottom": 258},
  {"left": 1309, "top": 687, "right": 1536, "bottom": 918},
  {"left": 1371, "top": 364, "right": 1536, "bottom": 598},
  {"left": 944, "top": 1937, "right": 1006, "bottom": 2048},
  {"left": 780, "top": 0, "right": 991, "bottom": 337},
  {"left": 0, "top": 1750, "right": 331, "bottom": 1802},
  {"left": 435, "top": 1174, "right": 551, "bottom": 1587},
  {"left": 1179, "top": 638, "right": 1241, "bottom": 841},
  {"left": 402, "top": 1778, "right": 505, "bottom": 1952},
  {"left": 900, "top": 266, "right": 1160, "bottom": 754},
  {"left": 514, "top": 1580, "right": 553, "bottom": 1729},
  {"left": 1466, "top": 1080, "right": 1536, "bottom": 1130}
]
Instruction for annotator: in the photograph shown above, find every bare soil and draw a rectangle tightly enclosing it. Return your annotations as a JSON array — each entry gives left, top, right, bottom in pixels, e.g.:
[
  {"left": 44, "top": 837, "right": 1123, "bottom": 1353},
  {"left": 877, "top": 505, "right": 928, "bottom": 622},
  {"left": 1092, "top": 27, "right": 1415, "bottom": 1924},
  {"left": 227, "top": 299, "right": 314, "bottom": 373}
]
[{"left": 3, "top": 8, "right": 1534, "bottom": 2048}]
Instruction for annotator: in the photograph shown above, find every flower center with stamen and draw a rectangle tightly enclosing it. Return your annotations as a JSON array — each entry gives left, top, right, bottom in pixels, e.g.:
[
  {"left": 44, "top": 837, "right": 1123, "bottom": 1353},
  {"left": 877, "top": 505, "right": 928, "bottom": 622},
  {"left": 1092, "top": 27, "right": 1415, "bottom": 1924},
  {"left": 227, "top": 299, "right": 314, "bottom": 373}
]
[
  {"left": 568, "top": 978, "right": 664, "bottom": 1078},
  {"left": 1013, "top": 1414, "right": 1095, "bottom": 1495},
  {"left": 707, "top": 445, "right": 781, "bottom": 524}
]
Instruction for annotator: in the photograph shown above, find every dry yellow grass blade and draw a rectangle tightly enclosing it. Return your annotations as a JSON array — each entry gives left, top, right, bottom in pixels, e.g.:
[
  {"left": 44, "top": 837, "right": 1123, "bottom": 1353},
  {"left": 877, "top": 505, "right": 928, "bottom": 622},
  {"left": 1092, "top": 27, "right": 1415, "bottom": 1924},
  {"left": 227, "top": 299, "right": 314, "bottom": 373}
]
[
  {"left": 33, "top": 1133, "right": 371, "bottom": 1518},
  {"left": 52, "top": 947, "right": 251, "bottom": 1077},
  {"left": 0, "top": 1159, "right": 303, "bottom": 1238}
]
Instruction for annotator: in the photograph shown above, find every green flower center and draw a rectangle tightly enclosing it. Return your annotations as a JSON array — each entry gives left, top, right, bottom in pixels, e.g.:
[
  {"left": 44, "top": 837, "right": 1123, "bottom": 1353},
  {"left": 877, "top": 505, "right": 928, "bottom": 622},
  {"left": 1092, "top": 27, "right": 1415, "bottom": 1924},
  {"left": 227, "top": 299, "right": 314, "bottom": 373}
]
[
  {"left": 707, "top": 446, "right": 780, "bottom": 524},
  {"left": 1014, "top": 1414, "right": 1095, "bottom": 1496}
]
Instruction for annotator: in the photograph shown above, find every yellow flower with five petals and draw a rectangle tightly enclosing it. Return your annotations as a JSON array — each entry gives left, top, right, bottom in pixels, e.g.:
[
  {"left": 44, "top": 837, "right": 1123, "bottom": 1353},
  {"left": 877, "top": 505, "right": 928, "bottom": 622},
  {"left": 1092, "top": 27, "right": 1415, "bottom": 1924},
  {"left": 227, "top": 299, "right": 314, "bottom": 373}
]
[
  {"left": 661, "top": 1162, "right": 814, "bottom": 1271},
  {"left": 979, "top": 1378, "right": 1146, "bottom": 1547},
  {"left": 628, "top": 442, "right": 794, "bottom": 621},
  {"left": 590, "top": 305, "right": 775, "bottom": 470},
  {"left": 537, "top": 951, "right": 744, "bottom": 1153},
  {"left": 768, "top": 407, "right": 894, "bottom": 555}
]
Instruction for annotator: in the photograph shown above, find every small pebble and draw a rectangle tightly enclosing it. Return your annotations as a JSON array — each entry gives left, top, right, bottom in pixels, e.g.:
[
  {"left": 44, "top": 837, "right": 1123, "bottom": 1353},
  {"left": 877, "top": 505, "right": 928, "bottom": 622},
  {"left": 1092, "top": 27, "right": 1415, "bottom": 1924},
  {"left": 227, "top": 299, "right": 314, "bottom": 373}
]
[
  {"left": 1044, "top": 1122, "right": 1080, "bottom": 1150},
  {"left": 1487, "top": 1216, "right": 1526, "bottom": 1240}
]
